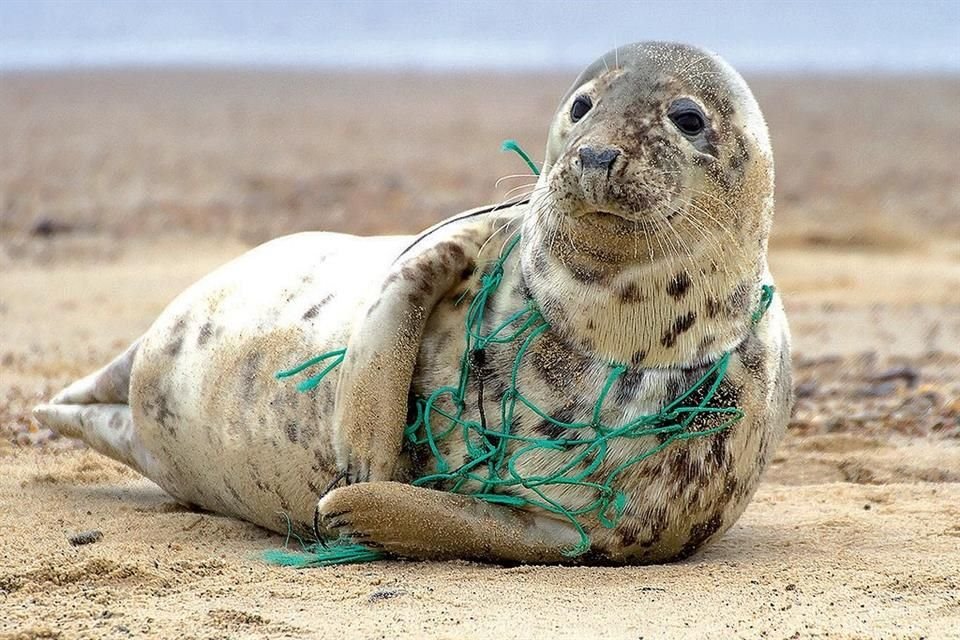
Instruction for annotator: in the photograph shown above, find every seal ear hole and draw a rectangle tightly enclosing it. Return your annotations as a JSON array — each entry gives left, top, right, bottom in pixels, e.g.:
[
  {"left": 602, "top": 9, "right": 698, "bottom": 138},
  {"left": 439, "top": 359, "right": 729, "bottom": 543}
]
[{"left": 570, "top": 95, "right": 593, "bottom": 123}]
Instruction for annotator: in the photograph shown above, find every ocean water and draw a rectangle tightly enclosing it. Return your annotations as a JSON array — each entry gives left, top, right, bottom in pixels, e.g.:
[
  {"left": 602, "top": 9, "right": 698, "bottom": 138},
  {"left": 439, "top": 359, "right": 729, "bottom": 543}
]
[{"left": 1, "top": 0, "right": 958, "bottom": 72}]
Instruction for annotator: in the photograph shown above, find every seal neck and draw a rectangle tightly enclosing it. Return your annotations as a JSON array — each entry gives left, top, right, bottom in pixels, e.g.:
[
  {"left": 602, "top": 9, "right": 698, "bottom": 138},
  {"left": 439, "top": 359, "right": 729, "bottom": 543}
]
[{"left": 517, "top": 212, "right": 766, "bottom": 368}]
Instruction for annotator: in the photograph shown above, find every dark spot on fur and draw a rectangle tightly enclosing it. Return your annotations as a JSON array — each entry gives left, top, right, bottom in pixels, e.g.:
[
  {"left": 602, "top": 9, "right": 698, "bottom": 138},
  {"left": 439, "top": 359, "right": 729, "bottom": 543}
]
[
  {"left": 569, "top": 263, "right": 605, "bottom": 284},
  {"left": 662, "top": 363, "right": 743, "bottom": 443},
  {"left": 460, "top": 259, "right": 477, "bottom": 281},
  {"left": 529, "top": 331, "right": 593, "bottom": 391},
  {"left": 736, "top": 333, "right": 767, "bottom": 385},
  {"left": 617, "top": 281, "right": 646, "bottom": 304},
  {"left": 142, "top": 391, "right": 178, "bottom": 436},
  {"left": 727, "top": 281, "right": 752, "bottom": 316},
  {"left": 631, "top": 349, "right": 647, "bottom": 366},
  {"left": 586, "top": 318, "right": 595, "bottom": 331},
  {"left": 306, "top": 478, "right": 325, "bottom": 496},
  {"left": 705, "top": 297, "right": 722, "bottom": 318},
  {"left": 728, "top": 135, "right": 750, "bottom": 175},
  {"left": 515, "top": 270, "right": 534, "bottom": 301},
  {"left": 666, "top": 272, "right": 691, "bottom": 300},
  {"left": 240, "top": 351, "right": 262, "bottom": 400},
  {"left": 633, "top": 503, "right": 670, "bottom": 549},
  {"left": 155, "top": 395, "right": 177, "bottom": 434},
  {"left": 721, "top": 472, "right": 739, "bottom": 502},
  {"left": 709, "top": 426, "right": 732, "bottom": 468},
  {"left": 678, "top": 512, "right": 725, "bottom": 559},
  {"left": 535, "top": 405, "right": 580, "bottom": 439},
  {"left": 614, "top": 368, "right": 645, "bottom": 404},
  {"left": 414, "top": 275, "right": 433, "bottom": 297},
  {"left": 163, "top": 316, "right": 188, "bottom": 357},
  {"left": 196, "top": 321, "right": 215, "bottom": 348},
  {"left": 302, "top": 294, "right": 334, "bottom": 320},
  {"left": 284, "top": 422, "right": 298, "bottom": 444},
  {"left": 660, "top": 312, "right": 697, "bottom": 348},
  {"left": 535, "top": 419, "right": 567, "bottom": 439},
  {"left": 438, "top": 241, "right": 466, "bottom": 261},
  {"left": 470, "top": 347, "right": 487, "bottom": 371},
  {"left": 618, "top": 527, "right": 638, "bottom": 549},
  {"left": 669, "top": 444, "right": 697, "bottom": 486}
]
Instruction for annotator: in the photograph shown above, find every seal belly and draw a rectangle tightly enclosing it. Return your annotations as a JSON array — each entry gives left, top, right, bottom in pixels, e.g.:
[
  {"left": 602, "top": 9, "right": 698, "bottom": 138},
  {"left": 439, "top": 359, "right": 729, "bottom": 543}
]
[{"left": 129, "top": 232, "right": 407, "bottom": 532}]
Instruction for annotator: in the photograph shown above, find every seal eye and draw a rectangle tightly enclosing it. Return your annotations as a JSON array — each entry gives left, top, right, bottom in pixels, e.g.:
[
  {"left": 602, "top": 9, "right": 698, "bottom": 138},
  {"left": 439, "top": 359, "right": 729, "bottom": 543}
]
[
  {"left": 570, "top": 95, "right": 592, "bottom": 122},
  {"left": 670, "top": 110, "right": 705, "bottom": 136}
]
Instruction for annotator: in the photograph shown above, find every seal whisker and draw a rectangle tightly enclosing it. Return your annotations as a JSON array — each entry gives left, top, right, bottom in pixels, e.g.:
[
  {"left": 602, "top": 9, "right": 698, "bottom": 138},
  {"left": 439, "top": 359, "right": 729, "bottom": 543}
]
[
  {"left": 674, "top": 199, "right": 745, "bottom": 277},
  {"left": 658, "top": 196, "right": 728, "bottom": 269},
  {"left": 674, "top": 210, "right": 727, "bottom": 276},
  {"left": 495, "top": 173, "right": 539, "bottom": 188},
  {"left": 653, "top": 204, "right": 710, "bottom": 283},
  {"left": 479, "top": 217, "right": 522, "bottom": 259},
  {"left": 500, "top": 182, "right": 542, "bottom": 200}
]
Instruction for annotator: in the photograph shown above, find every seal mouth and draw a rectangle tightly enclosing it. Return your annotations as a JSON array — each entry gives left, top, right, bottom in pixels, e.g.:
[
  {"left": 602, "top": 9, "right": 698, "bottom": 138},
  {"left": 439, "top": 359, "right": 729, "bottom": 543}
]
[{"left": 585, "top": 209, "right": 626, "bottom": 222}]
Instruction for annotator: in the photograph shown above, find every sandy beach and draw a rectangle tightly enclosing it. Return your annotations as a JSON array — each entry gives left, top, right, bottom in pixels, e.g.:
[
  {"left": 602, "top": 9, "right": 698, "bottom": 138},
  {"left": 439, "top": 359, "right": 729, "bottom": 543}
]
[{"left": 1, "top": 71, "right": 958, "bottom": 639}]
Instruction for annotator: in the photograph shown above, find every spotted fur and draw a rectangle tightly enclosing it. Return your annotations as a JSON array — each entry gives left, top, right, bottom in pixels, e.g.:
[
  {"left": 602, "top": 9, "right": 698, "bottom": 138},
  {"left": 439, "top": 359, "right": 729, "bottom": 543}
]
[{"left": 34, "top": 42, "right": 791, "bottom": 565}]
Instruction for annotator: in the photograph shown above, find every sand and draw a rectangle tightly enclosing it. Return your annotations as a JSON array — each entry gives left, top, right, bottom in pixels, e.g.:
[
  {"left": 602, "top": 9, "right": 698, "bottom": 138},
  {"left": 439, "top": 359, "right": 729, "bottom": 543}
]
[{"left": 1, "top": 71, "right": 958, "bottom": 639}]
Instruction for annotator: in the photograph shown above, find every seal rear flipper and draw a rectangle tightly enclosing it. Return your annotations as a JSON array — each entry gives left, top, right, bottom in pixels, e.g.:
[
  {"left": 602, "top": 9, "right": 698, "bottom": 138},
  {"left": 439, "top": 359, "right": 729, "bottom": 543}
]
[
  {"left": 51, "top": 339, "right": 140, "bottom": 405},
  {"left": 34, "top": 339, "right": 146, "bottom": 471},
  {"left": 32, "top": 403, "right": 142, "bottom": 471}
]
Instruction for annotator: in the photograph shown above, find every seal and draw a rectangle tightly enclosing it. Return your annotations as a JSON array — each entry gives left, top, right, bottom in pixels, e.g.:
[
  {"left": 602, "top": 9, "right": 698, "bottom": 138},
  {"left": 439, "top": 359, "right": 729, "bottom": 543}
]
[{"left": 34, "top": 41, "right": 792, "bottom": 565}]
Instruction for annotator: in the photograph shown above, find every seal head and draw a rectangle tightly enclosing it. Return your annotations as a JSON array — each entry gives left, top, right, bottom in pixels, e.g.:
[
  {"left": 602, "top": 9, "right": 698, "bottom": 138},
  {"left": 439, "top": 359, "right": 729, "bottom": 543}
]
[{"left": 523, "top": 41, "right": 776, "bottom": 367}]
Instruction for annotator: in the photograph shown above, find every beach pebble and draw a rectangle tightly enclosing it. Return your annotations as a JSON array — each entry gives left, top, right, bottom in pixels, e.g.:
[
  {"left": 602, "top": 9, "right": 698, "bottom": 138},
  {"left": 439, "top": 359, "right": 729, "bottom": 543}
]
[{"left": 69, "top": 530, "right": 104, "bottom": 546}]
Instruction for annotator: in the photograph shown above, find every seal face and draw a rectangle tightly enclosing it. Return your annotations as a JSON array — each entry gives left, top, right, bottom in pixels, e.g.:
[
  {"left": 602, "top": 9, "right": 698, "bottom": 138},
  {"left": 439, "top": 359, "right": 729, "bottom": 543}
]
[
  {"left": 33, "top": 41, "right": 792, "bottom": 565},
  {"left": 523, "top": 42, "right": 775, "bottom": 369}
]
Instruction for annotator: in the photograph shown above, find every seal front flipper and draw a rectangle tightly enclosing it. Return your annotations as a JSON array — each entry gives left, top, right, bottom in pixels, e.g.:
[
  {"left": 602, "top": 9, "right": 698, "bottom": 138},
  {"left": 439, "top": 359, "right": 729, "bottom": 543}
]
[
  {"left": 332, "top": 210, "right": 520, "bottom": 484},
  {"left": 317, "top": 482, "right": 582, "bottom": 563}
]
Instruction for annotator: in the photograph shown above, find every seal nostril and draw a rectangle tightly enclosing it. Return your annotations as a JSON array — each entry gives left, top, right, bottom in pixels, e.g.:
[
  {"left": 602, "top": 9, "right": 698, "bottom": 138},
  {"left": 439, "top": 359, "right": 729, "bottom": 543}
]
[{"left": 579, "top": 146, "right": 621, "bottom": 172}]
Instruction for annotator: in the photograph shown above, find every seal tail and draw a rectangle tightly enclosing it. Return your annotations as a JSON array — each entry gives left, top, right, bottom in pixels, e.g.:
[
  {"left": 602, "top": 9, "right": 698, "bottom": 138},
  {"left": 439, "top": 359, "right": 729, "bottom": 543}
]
[{"left": 33, "top": 339, "right": 143, "bottom": 469}]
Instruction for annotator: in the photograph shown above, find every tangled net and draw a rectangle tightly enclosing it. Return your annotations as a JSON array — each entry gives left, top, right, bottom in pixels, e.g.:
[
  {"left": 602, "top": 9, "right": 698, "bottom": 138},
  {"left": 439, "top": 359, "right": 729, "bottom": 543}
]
[{"left": 265, "top": 142, "right": 774, "bottom": 567}]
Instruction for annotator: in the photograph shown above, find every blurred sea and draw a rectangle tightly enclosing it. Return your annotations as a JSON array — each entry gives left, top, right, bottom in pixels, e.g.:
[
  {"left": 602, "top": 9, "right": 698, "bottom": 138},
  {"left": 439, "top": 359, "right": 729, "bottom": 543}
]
[{"left": 1, "top": 0, "right": 958, "bottom": 72}]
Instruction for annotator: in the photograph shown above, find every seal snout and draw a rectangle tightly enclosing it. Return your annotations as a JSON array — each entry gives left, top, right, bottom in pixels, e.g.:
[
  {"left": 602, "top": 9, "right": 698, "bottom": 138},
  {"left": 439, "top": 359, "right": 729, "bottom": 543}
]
[
  {"left": 578, "top": 145, "right": 620, "bottom": 173},
  {"left": 577, "top": 144, "right": 622, "bottom": 205}
]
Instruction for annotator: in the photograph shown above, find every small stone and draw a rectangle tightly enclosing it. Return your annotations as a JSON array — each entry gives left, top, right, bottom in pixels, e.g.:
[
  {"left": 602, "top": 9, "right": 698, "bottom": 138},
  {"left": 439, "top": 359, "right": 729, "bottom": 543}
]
[
  {"left": 69, "top": 530, "right": 104, "bottom": 546},
  {"left": 367, "top": 588, "right": 406, "bottom": 603},
  {"left": 868, "top": 366, "right": 920, "bottom": 389},
  {"left": 30, "top": 216, "right": 74, "bottom": 237}
]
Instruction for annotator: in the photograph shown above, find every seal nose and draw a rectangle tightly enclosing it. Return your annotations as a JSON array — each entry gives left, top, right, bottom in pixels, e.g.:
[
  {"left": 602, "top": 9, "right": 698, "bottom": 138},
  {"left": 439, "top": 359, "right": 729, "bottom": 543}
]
[{"left": 578, "top": 146, "right": 621, "bottom": 173}]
